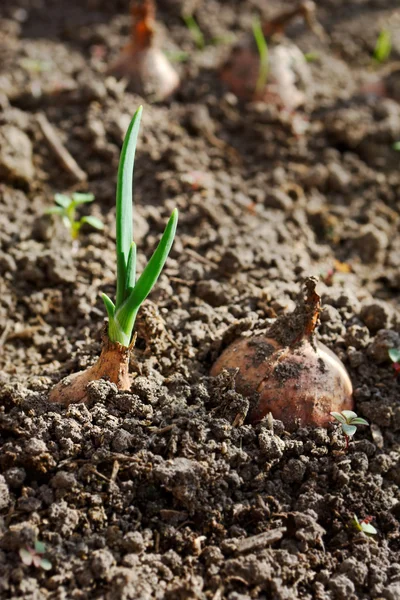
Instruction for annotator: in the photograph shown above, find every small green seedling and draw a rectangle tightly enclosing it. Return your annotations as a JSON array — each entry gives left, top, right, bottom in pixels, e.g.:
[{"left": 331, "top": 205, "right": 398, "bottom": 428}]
[
  {"left": 393, "top": 142, "right": 400, "bottom": 151},
  {"left": 101, "top": 107, "right": 178, "bottom": 347},
  {"left": 46, "top": 192, "right": 103, "bottom": 240},
  {"left": 352, "top": 515, "right": 377, "bottom": 536},
  {"left": 181, "top": 13, "right": 233, "bottom": 51},
  {"left": 164, "top": 49, "right": 190, "bottom": 63},
  {"left": 20, "top": 58, "right": 51, "bottom": 73},
  {"left": 373, "top": 30, "right": 392, "bottom": 64},
  {"left": 304, "top": 52, "right": 320, "bottom": 63},
  {"left": 19, "top": 541, "right": 52, "bottom": 570},
  {"left": 182, "top": 13, "right": 205, "bottom": 49},
  {"left": 389, "top": 348, "right": 400, "bottom": 376},
  {"left": 330, "top": 410, "right": 369, "bottom": 448},
  {"left": 252, "top": 18, "right": 269, "bottom": 95}
]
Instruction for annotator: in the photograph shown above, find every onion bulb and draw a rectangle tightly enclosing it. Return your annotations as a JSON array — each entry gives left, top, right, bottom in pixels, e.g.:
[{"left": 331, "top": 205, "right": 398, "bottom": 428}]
[
  {"left": 220, "top": 2, "right": 320, "bottom": 109},
  {"left": 211, "top": 278, "right": 353, "bottom": 430},
  {"left": 49, "top": 332, "right": 132, "bottom": 405},
  {"left": 108, "top": 0, "right": 180, "bottom": 102}
]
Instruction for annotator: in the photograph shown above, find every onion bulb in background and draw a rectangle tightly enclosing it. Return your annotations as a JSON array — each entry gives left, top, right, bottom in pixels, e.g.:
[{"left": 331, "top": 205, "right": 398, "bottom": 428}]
[
  {"left": 108, "top": 0, "right": 180, "bottom": 102},
  {"left": 211, "top": 278, "right": 353, "bottom": 430},
  {"left": 220, "top": 1, "right": 323, "bottom": 110}
]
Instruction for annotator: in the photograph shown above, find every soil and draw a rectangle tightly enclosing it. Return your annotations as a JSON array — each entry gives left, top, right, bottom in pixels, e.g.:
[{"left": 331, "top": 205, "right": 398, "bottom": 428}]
[{"left": 0, "top": 0, "right": 400, "bottom": 599}]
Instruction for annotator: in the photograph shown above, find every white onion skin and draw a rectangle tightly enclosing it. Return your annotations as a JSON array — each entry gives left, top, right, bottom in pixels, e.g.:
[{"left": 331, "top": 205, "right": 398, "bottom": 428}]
[
  {"left": 220, "top": 43, "right": 309, "bottom": 110},
  {"left": 109, "top": 46, "right": 180, "bottom": 101},
  {"left": 49, "top": 335, "right": 131, "bottom": 406},
  {"left": 108, "top": 0, "right": 180, "bottom": 102},
  {"left": 211, "top": 335, "right": 353, "bottom": 430}
]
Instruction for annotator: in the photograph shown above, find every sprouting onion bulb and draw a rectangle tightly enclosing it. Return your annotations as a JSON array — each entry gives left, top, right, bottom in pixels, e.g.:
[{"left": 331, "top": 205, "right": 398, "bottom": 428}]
[
  {"left": 108, "top": 0, "right": 180, "bottom": 102},
  {"left": 49, "top": 107, "right": 178, "bottom": 405},
  {"left": 220, "top": 2, "right": 318, "bottom": 109},
  {"left": 211, "top": 278, "right": 353, "bottom": 430},
  {"left": 101, "top": 106, "right": 178, "bottom": 348}
]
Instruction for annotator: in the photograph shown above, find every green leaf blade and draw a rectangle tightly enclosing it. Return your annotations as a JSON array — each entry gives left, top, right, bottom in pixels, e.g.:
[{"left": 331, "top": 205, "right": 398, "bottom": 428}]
[
  {"left": 388, "top": 348, "right": 400, "bottom": 363},
  {"left": 115, "top": 208, "right": 178, "bottom": 341},
  {"left": 101, "top": 293, "right": 115, "bottom": 320},
  {"left": 125, "top": 242, "right": 137, "bottom": 296},
  {"left": 127, "top": 208, "right": 178, "bottom": 308},
  {"left": 80, "top": 216, "right": 104, "bottom": 230},
  {"left": 342, "top": 423, "right": 357, "bottom": 437},
  {"left": 330, "top": 412, "right": 346, "bottom": 424},
  {"left": 40, "top": 558, "right": 52, "bottom": 570},
  {"left": 71, "top": 192, "right": 95, "bottom": 204},
  {"left": 54, "top": 194, "right": 71, "bottom": 208},
  {"left": 373, "top": 30, "right": 392, "bottom": 63},
  {"left": 116, "top": 106, "right": 143, "bottom": 307},
  {"left": 341, "top": 410, "right": 358, "bottom": 422},
  {"left": 350, "top": 417, "right": 369, "bottom": 426},
  {"left": 252, "top": 18, "right": 269, "bottom": 94},
  {"left": 34, "top": 541, "right": 46, "bottom": 554},
  {"left": 361, "top": 523, "right": 377, "bottom": 535},
  {"left": 45, "top": 206, "right": 64, "bottom": 215},
  {"left": 19, "top": 548, "right": 33, "bottom": 566},
  {"left": 182, "top": 14, "right": 205, "bottom": 49}
]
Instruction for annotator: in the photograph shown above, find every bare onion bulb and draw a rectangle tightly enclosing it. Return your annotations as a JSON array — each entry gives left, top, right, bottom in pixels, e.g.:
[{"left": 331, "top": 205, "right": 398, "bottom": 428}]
[{"left": 211, "top": 278, "right": 353, "bottom": 430}]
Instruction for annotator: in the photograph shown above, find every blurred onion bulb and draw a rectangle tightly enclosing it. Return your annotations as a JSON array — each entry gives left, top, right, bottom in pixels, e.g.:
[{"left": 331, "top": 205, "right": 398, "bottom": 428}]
[
  {"left": 220, "top": 1, "right": 321, "bottom": 110},
  {"left": 108, "top": 0, "right": 180, "bottom": 102}
]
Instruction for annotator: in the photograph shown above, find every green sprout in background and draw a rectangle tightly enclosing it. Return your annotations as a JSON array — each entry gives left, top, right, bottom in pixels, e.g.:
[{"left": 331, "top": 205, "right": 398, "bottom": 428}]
[
  {"left": 304, "top": 52, "right": 320, "bottom": 63},
  {"left": 182, "top": 13, "right": 205, "bottom": 49},
  {"left": 101, "top": 106, "right": 178, "bottom": 348},
  {"left": 19, "top": 58, "right": 51, "bottom": 73},
  {"left": 181, "top": 12, "right": 233, "bottom": 52},
  {"left": 392, "top": 142, "right": 400, "bottom": 151},
  {"left": 45, "top": 192, "right": 103, "bottom": 240},
  {"left": 373, "top": 29, "right": 392, "bottom": 63},
  {"left": 252, "top": 18, "right": 269, "bottom": 95},
  {"left": 19, "top": 541, "right": 52, "bottom": 570},
  {"left": 330, "top": 410, "right": 369, "bottom": 448},
  {"left": 164, "top": 49, "right": 190, "bottom": 63},
  {"left": 352, "top": 515, "right": 377, "bottom": 536}
]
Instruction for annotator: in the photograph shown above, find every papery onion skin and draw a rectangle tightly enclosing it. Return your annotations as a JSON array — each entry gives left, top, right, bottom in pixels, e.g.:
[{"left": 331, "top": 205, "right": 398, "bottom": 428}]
[
  {"left": 49, "top": 333, "right": 132, "bottom": 406},
  {"left": 110, "top": 47, "right": 180, "bottom": 101},
  {"left": 211, "top": 335, "right": 353, "bottom": 430},
  {"left": 211, "top": 277, "right": 354, "bottom": 430},
  {"left": 108, "top": 0, "right": 180, "bottom": 101}
]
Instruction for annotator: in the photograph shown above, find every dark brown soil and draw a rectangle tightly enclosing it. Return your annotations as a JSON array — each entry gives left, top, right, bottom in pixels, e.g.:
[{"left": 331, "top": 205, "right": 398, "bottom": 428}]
[{"left": 0, "top": 1, "right": 400, "bottom": 599}]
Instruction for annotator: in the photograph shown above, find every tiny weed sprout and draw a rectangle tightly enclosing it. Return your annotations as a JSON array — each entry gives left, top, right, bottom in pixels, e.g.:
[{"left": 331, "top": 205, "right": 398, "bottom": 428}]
[
  {"left": 46, "top": 192, "right": 103, "bottom": 240},
  {"left": 352, "top": 515, "right": 377, "bottom": 536},
  {"left": 252, "top": 18, "right": 269, "bottom": 94},
  {"left": 304, "top": 51, "right": 320, "bottom": 62},
  {"left": 182, "top": 13, "right": 205, "bottom": 50},
  {"left": 388, "top": 347, "right": 400, "bottom": 376},
  {"left": 393, "top": 142, "right": 400, "bottom": 151},
  {"left": 19, "top": 541, "right": 52, "bottom": 570},
  {"left": 50, "top": 107, "right": 178, "bottom": 405},
  {"left": 330, "top": 410, "right": 369, "bottom": 448},
  {"left": 373, "top": 30, "right": 392, "bottom": 64}
]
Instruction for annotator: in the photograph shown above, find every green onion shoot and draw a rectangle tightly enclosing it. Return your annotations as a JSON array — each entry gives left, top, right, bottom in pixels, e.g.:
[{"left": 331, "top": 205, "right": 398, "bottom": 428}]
[{"left": 49, "top": 107, "right": 178, "bottom": 405}]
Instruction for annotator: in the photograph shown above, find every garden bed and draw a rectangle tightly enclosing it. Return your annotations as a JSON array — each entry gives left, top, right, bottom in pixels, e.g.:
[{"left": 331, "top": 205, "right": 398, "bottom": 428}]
[{"left": 0, "top": 0, "right": 399, "bottom": 598}]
